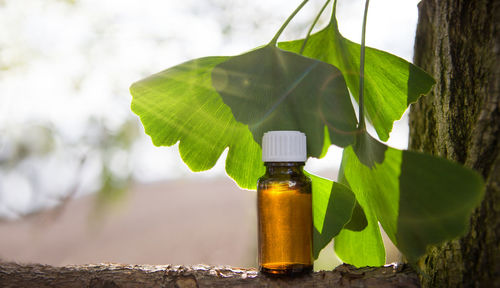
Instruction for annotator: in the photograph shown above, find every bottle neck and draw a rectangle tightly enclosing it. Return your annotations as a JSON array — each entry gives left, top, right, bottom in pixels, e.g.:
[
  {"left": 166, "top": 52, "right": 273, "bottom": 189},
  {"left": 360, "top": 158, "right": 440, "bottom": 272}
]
[{"left": 264, "top": 162, "right": 305, "bottom": 176}]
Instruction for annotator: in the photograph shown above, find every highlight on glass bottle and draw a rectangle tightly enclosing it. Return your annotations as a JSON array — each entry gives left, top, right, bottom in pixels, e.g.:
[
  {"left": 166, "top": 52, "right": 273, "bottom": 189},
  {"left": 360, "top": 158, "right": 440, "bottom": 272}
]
[{"left": 257, "top": 131, "right": 313, "bottom": 275}]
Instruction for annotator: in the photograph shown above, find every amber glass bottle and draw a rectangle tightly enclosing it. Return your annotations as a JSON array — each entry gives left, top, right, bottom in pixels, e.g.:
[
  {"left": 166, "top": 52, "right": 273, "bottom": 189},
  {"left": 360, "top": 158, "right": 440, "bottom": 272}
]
[{"left": 257, "top": 131, "right": 313, "bottom": 275}]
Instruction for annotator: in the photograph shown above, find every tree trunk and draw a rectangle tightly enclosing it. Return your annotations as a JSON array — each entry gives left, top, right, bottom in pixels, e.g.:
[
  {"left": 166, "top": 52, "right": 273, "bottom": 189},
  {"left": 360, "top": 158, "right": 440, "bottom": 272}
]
[
  {"left": 410, "top": 0, "right": 500, "bottom": 287},
  {"left": 0, "top": 262, "right": 419, "bottom": 288}
]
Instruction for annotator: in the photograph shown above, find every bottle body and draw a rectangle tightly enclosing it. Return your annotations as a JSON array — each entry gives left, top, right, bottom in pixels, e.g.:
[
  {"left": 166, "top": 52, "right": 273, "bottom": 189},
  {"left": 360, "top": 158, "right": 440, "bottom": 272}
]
[{"left": 257, "top": 162, "right": 313, "bottom": 275}]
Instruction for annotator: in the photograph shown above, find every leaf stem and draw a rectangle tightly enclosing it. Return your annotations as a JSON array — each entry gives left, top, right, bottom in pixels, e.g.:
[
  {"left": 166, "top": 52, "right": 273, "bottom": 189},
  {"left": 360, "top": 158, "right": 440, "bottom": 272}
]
[
  {"left": 358, "top": 0, "right": 370, "bottom": 130},
  {"left": 270, "top": 0, "right": 309, "bottom": 46},
  {"left": 329, "top": 0, "right": 338, "bottom": 27},
  {"left": 300, "top": 0, "right": 331, "bottom": 54}
]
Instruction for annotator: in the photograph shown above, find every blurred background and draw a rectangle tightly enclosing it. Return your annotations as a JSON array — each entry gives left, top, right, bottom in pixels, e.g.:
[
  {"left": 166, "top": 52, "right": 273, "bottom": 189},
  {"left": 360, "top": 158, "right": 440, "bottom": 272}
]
[{"left": 0, "top": 0, "right": 419, "bottom": 270}]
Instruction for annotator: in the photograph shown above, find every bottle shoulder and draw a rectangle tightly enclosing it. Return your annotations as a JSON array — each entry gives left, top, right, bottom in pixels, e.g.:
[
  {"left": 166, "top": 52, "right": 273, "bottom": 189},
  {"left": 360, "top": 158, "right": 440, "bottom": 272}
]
[
  {"left": 258, "top": 172, "right": 310, "bottom": 183},
  {"left": 257, "top": 173, "right": 311, "bottom": 192}
]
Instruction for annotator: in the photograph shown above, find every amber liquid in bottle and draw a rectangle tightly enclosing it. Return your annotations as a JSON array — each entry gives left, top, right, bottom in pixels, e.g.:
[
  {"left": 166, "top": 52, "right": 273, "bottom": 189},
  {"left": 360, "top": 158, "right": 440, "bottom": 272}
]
[{"left": 257, "top": 162, "right": 313, "bottom": 275}]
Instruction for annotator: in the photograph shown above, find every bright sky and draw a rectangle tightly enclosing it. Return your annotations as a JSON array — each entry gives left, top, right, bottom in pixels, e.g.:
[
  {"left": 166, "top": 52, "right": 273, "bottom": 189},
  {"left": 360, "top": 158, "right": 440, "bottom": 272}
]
[{"left": 0, "top": 0, "right": 421, "bottom": 217}]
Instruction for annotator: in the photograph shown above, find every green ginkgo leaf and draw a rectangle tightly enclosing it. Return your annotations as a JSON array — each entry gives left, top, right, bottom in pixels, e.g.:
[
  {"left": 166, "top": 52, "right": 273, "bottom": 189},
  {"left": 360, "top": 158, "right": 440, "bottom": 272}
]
[
  {"left": 307, "top": 172, "right": 357, "bottom": 259},
  {"left": 130, "top": 56, "right": 264, "bottom": 189},
  {"left": 343, "top": 201, "right": 368, "bottom": 231},
  {"left": 278, "top": 4, "right": 435, "bottom": 141},
  {"left": 212, "top": 44, "right": 358, "bottom": 157},
  {"left": 334, "top": 132, "right": 484, "bottom": 266},
  {"left": 334, "top": 156, "right": 385, "bottom": 266}
]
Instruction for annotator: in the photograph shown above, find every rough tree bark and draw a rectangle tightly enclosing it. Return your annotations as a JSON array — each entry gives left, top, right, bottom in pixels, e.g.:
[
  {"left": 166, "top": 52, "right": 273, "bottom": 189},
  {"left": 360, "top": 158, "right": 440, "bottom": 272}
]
[
  {"left": 0, "top": 262, "right": 420, "bottom": 288},
  {"left": 410, "top": 0, "right": 499, "bottom": 287}
]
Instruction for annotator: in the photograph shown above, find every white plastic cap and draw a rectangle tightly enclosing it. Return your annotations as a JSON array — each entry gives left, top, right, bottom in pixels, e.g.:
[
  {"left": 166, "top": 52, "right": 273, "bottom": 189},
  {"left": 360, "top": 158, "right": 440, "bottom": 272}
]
[{"left": 262, "top": 131, "right": 307, "bottom": 162}]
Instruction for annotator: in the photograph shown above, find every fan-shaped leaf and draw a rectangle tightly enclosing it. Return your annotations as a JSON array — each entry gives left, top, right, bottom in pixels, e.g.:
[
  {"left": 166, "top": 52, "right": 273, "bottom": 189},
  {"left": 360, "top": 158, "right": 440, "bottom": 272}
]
[
  {"left": 278, "top": 7, "right": 435, "bottom": 141},
  {"left": 335, "top": 132, "right": 484, "bottom": 265},
  {"left": 130, "top": 57, "right": 264, "bottom": 189},
  {"left": 307, "top": 172, "right": 359, "bottom": 259},
  {"left": 212, "top": 45, "right": 358, "bottom": 157}
]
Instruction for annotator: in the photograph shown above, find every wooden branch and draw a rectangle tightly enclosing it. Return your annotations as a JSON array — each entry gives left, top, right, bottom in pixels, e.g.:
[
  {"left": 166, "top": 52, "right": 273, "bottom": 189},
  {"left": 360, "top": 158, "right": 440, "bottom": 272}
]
[{"left": 0, "top": 262, "right": 420, "bottom": 287}]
